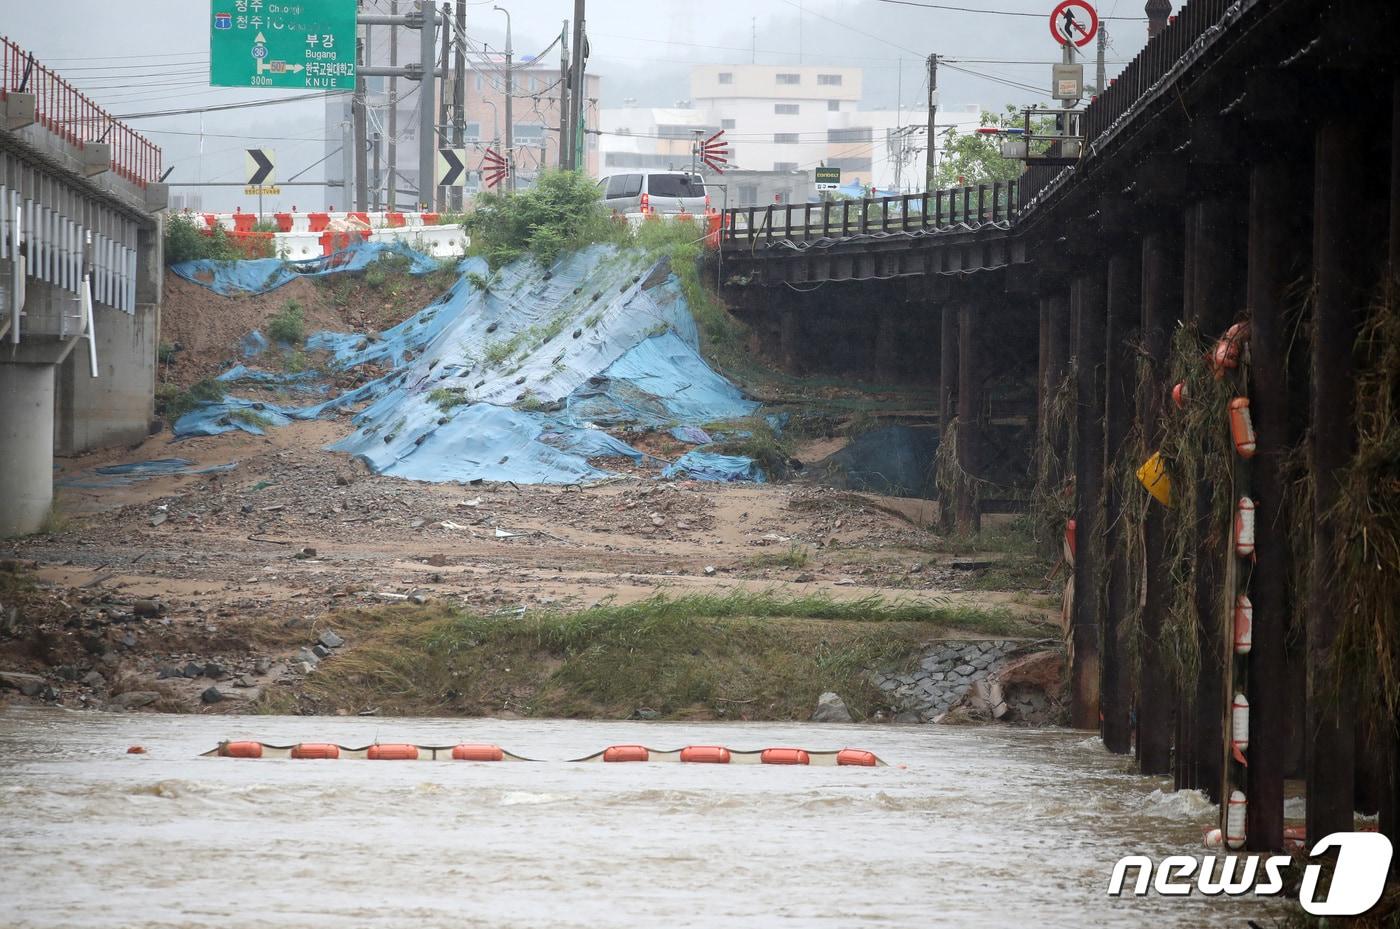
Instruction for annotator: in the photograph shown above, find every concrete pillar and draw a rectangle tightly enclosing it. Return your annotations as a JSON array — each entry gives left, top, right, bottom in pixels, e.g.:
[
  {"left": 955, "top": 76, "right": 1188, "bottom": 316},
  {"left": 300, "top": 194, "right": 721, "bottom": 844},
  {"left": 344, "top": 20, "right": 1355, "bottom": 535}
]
[
  {"left": 0, "top": 364, "right": 56, "bottom": 537},
  {"left": 779, "top": 305, "right": 803, "bottom": 375},
  {"left": 956, "top": 302, "right": 982, "bottom": 535},
  {"left": 872, "top": 310, "right": 898, "bottom": 383},
  {"left": 937, "top": 304, "right": 958, "bottom": 534},
  {"left": 1071, "top": 271, "right": 1106, "bottom": 730}
]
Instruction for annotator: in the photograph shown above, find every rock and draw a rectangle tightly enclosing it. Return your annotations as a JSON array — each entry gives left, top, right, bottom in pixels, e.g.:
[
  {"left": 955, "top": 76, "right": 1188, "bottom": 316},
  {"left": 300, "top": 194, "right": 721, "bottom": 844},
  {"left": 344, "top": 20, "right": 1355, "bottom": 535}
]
[
  {"left": 335, "top": 474, "right": 351, "bottom": 486},
  {"left": 0, "top": 671, "right": 47, "bottom": 696},
  {"left": 318, "top": 630, "right": 344, "bottom": 649},
  {"left": 893, "top": 709, "right": 923, "bottom": 724},
  {"left": 294, "top": 547, "right": 317, "bottom": 559},
  {"left": 312, "top": 644, "right": 331, "bottom": 659},
  {"left": 1, "top": 605, "right": 19, "bottom": 636},
  {"left": 296, "top": 647, "right": 320, "bottom": 667},
  {"left": 252, "top": 658, "right": 272, "bottom": 675},
  {"left": 148, "top": 512, "right": 168, "bottom": 528},
  {"left": 200, "top": 686, "right": 225, "bottom": 704},
  {"left": 132, "top": 599, "right": 162, "bottom": 617},
  {"left": 203, "top": 662, "right": 228, "bottom": 680},
  {"left": 232, "top": 676, "right": 254, "bottom": 688},
  {"left": 810, "top": 691, "right": 854, "bottom": 723},
  {"left": 794, "top": 573, "right": 817, "bottom": 583},
  {"left": 409, "top": 592, "right": 429, "bottom": 605},
  {"left": 955, "top": 663, "right": 976, "bottom": 676},
  {"left": 630, "top": 707, "right": 661, "bottom": 720},
  {"left": 181, "top": 661, "right": 204, "bottom": 679},
  {"left": 703, "top": 565, "right": 716, "bottom": 576},
  {"left": 112, "top": 691, "right": 159, "bottom": 709},
  {"left": 156, "top": 665, "right": 182, "bottom": 680},
  {"left": 296, "top": 661, "right": 316, "bottom": 675},
  {"left": 82, "top": 670, "right": 105, "bottom": 688},
  {"left": 120, "top": 631, "right": 137, "bottom": 648},
  {"left": 425, "top": 553, "right": 448, "bottom": 567}
]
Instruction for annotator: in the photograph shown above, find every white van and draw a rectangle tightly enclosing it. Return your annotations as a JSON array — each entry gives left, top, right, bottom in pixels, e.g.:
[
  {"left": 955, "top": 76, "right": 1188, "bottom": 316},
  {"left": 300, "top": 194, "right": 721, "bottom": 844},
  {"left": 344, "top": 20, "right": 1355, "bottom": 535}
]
[{"left": 597, "top": 172, "right": 708, "bottom": 215}]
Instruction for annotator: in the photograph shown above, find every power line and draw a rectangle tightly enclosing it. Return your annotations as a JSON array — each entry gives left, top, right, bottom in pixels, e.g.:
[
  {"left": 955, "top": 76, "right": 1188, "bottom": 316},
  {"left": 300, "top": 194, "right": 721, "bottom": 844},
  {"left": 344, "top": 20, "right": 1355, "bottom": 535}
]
[
  {"left": 116, "top": 91, "right": 347, "bottom": 120},
  {"left": 871, "top": 0, "right": 1146, "bottom": 19}
]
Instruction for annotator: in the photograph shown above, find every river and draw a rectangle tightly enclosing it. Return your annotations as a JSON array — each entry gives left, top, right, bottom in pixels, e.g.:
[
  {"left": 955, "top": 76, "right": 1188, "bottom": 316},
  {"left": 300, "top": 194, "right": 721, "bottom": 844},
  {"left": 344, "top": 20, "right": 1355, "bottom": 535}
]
[{"left": 0, "top": 707, "right": 1284, "bottom": 928}]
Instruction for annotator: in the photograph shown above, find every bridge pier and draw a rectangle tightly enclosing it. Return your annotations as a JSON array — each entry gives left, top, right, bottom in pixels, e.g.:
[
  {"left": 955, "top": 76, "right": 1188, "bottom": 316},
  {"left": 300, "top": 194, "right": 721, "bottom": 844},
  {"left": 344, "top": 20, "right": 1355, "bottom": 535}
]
[
  {"left": 1101, "top": 246, "right": 1140, "bottom": 756},
  {"left": 938, "top": 305, "right": 958, "bottom": 534},
  {"left": 1070, "top": 272, "right": 1106, "bottom": 730},
  {"left": 956, "top": 303, "right": 982, "bottom": 535},
  {"left": 0, "top": 363, "right": 57, "bottom": 536},
  {"left": 1137, "top": 224, "right": 1180, "bottom": 776}
]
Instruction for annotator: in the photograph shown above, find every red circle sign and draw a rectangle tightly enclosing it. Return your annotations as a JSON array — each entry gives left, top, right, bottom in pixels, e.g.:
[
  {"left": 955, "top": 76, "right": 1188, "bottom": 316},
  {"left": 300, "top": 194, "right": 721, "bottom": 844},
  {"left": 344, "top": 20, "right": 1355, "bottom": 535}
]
[{"left": 1049, "top": 0, "right": 1099, "bottom": 47}]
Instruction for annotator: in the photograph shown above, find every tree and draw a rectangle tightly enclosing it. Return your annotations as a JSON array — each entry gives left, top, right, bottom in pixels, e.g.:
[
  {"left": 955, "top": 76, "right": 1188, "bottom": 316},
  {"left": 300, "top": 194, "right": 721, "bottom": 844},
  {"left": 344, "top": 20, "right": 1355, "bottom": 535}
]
[{"left": 933, "top": 105, "right": 1052, "bottom": 190}]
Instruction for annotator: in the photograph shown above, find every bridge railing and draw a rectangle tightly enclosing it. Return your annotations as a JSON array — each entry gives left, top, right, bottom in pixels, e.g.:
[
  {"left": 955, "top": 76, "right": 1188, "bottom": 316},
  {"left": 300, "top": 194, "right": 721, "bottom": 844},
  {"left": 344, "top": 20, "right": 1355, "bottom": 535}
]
[
  {"left": 1, "top": 37, "right": 162, "bottom": 188},
  {"left": 722, "top": 181, "right": 1018, "bottom": 245},
  {"left": 1021, "top": 0, "right": 1233, "bottom": 208}
]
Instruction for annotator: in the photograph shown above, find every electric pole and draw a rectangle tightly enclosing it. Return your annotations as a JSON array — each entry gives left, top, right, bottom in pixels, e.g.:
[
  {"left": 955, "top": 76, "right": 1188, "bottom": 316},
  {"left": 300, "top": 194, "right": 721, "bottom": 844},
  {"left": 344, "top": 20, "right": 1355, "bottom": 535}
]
[
  {"left": 924, "top": 53, "right": 938, "bottom": 193},
  {"left": 388, "top": 0, "right": 398, "bottom": 210},
  {"left": 453, "top": 0, "right": 466, "bottom": 210},
  {"left": 417, "top": 0, "right": 436, "bottom": 209},
  {"left": 495, "top": 5, "right": 514, "bottom": 191},
  {"left": 568, "top": 0, "right": 586, "bottom": 172},
  {"left": 558, "top": 21, "right": 570, "bottom": 169},
  {"left": 1096, "top": 24, "right": 1107, "bottom": 98},
  {"left": 354, "top": 35, "right": 368, "bottom": 211},
  {"left": 437, "top": 3, "right": 450, "bottom": 210}
]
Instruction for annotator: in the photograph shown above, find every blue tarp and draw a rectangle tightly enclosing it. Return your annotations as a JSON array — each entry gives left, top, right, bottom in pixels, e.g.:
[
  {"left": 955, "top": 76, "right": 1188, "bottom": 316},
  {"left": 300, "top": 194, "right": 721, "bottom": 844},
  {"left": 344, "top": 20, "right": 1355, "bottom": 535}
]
[
  {"left": 171, "top": 241, "right": 450, "bottom": 296},
  {"left": 58, "top": 458, "right": 238, "bottom": 489},
  {"left": 176, "top": 244, "right": 766, "bottom": 484},
  {"left": 663, "top": 451, "right": 766, "bottom": 483}
]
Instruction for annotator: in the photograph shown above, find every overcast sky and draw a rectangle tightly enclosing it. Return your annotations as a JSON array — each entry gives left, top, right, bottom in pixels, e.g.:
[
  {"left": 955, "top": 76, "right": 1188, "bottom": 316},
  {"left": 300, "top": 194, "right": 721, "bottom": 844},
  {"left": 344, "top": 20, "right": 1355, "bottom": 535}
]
[{"left": 8, "top": 0, "right": 1146, "bottom": 210}]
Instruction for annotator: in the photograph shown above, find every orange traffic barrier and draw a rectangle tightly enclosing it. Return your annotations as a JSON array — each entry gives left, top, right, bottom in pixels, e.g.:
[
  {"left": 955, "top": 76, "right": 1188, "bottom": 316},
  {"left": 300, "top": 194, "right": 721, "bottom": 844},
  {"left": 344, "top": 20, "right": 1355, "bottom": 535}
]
[
  {"left": 421, "top": 212, "right": 440, "bottom": 225},
  {"left": 452, "top": 744, "right": 505, "bottom": 762},
  {"left": 366, "top": 743, "right": 419, "bottom": 761},
  {"left": 761, "top": 748, "right": 811, "bottom": 766},
  {"left": 679, "top": 745, "right": 731, "bottom": 764},
  {"left": 232, "top": 213, "right": 255, "bottom": 233},
  {"left": 836, "top": 749, "right": 878, "bottom": 767},
  {"left": 273, "top": 212, "right": 293, "bottom": 232},
  {"left": 348, "top": 211, "right": 371, "bottom": 227},
  {"left": 308, "top": 212, "right": 331, "bottom": 232},
  {"left": 219, "top": 741, "right": 264, "bottom": 759},
  {"left": 386, "top": 212, "right": 406, "bottom": 228},
  {"left": 290, "top": 742, "right": 340, "bottom": 759},
  {"left": 602, "top": 744, "right": 650, "bottom": 763}
]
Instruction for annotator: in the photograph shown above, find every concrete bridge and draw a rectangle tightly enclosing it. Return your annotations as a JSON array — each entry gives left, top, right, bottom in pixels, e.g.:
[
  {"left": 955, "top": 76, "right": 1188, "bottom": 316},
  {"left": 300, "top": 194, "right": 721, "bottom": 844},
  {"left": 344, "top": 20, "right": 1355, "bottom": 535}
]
[
  {"left": 721, "top": 0, "right": 1400, "bottom": 856},
  {"left": 0, "top": 37, "right": 168, "bottom": 536}
]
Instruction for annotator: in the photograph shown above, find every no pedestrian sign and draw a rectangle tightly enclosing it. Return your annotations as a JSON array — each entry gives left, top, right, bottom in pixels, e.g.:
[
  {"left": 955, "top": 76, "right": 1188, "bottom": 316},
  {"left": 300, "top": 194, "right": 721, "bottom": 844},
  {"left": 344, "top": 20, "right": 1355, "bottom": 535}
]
[{"left": 210, "top": 0, "right": 357, "bottom": 90}]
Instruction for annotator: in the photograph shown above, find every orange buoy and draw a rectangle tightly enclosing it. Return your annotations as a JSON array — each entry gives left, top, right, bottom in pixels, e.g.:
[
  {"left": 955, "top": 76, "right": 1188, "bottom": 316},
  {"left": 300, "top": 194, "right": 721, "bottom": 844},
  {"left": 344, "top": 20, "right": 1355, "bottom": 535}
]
[
  {"left": 126, "top": 745, "right": 147, "bottom": 755},
  {"left": 366, "top": 743, "right": 419, "bottom": 761},
  {"left": 1064, "top": 519, "right": 1077, "bottom": 566},
  {"left": 451, "top": 744, "right": 504, "bottom": 762},
  {"left": 1234, "top": 496, "right": 1256, "bottom": 558},
  {"left": 1225, "top": 790, "right": 1247, "bottom": 849},
  {"left": 290, "top": 742, "right": 340, "bottom": 760},
  {"left": 1203, "top": 827, "right": 1223, "bottom": 849},
  {"left": 602, "top": 744, "right": 649, "bottom": 763},
  {"left": 760, "top": 748, "right": 811, "bottom": 766},
  {"left": 1231, "top": 693, "right": 1250, "bottom": 765},
  {"left": 679, "top": 745, "right": 731, "bottom": 764},
  {"left": 1211, "top": 321, "right": 1250, "bottom": 378},
  {"left": 1171, "top": 381, "right": 1188, "bottom": 410},
  {"left": 836, "top": 749, "right": 878, "bottom": 767},
  {"left": 218, "top": 741, "right": 263, "bottom": 759},
  {"left": 1284, "top": 825, "right": 1308, "bottom": 854},
  {"left": 1229, "top": 397, "right": 1256, "bottom": 458},
  {"left": 1234, "top": 595, "right": 1253, "bottom": 654}
]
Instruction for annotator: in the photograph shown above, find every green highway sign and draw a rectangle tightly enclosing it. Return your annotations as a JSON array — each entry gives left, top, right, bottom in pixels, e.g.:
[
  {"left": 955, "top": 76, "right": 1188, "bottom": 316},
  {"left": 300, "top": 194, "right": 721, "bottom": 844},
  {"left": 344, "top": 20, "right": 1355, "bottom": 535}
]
[
  {"left": 210, "top": 0, "right": 357, "bottom": 90},
  {"left": 814, "top": 166, "right": 841, "bottom": 191}
]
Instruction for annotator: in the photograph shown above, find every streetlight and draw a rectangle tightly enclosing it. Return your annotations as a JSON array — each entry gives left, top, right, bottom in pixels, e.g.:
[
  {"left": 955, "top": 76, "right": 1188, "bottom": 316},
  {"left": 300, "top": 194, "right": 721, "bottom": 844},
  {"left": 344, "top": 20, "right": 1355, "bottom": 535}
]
[{"left": 493, "top": 5, "right": 514, "bottom": 191}]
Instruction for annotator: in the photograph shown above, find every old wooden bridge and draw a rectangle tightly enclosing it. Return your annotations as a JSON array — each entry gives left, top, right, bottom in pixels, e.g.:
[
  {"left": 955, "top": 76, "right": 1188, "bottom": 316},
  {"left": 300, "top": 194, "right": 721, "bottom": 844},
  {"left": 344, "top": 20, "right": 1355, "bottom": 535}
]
[{"left": 719, "top": 0, "right": 1400, "bottom": 859}]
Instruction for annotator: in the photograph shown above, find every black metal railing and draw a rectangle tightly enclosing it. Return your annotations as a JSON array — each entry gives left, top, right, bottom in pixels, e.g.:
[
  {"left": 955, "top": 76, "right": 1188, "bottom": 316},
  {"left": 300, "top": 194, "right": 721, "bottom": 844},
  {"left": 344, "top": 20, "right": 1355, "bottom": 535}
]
[{"left": 722, "top": 180, "right": 1018, "bottom": 246}]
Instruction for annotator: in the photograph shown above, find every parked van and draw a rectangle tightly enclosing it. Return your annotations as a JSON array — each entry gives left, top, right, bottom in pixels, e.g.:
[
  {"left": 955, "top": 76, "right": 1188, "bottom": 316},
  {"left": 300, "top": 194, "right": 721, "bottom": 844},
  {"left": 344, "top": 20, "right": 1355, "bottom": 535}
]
[{"left": 597, "top": 172, "right": 708, "bottom": 215}]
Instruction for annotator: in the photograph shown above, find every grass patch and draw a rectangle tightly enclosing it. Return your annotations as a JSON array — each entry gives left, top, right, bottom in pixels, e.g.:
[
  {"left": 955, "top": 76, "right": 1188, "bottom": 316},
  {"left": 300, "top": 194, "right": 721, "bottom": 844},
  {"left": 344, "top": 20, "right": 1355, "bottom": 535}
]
[
  {"left": 706, "top": 414, "right": 793, "bottom": 478},
  {"left": 747, "top": 544, "right": 811, "bottom": 570},
  {"left": 300, "top": 591, "right": 1029, "bottom": 718},
  {"left": 428, "top": 387, "right": 469, "bottom": 412},
  {"left": 267, "top": 300, "right": 306, "bottom": 345},
  {"left": 154, "top": 378, "right": 223, "bottom": 421},
  {"left": 225, "top": 409, "right": 273, "bottom": 429},
  {"left": 363, "top": 253, "right": 414, "bottom": 289}
]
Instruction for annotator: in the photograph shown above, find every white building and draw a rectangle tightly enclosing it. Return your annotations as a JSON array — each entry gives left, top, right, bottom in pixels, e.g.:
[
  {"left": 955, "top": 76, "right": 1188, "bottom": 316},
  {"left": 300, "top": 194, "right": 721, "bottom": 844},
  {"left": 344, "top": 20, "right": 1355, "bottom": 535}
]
[{"left": 598, "top": 66, "right": 988, "bottom": 197}]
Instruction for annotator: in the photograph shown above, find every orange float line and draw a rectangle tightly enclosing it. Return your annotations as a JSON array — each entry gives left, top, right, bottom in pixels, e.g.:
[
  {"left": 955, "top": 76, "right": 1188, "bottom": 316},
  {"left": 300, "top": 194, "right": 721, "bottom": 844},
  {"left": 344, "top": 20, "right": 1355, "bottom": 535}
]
[{"left": 204, "top": 741, "right": 888, "bottom": 765}]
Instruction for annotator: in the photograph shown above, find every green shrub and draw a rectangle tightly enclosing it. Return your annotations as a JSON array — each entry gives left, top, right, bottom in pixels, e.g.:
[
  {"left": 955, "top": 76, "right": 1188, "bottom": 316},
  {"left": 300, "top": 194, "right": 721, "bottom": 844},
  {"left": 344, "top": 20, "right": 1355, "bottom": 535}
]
[
  {"left": 154, "top": 378, "right": 223, "bottom": 421},
  {"left": 267, "top": 300, "right": 306, "bottom": 345},
  {"left": 164, "top": 213, "right": 239, "bottom": 264},
  {"left": 157, "top": 342, "right": 177, "bottom": 365},
  {"left": 464, "top": 170, "right": 626, "bottom": 269}
]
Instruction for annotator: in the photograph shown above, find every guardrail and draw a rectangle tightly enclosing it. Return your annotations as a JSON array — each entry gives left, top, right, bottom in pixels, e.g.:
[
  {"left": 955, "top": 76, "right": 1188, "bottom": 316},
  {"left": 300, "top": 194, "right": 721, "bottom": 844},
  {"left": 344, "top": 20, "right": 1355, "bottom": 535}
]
[
  {"left": 1, "top": 36, "right": 162, "bottom": 188},
  {"left": 722, "top": 181, "right": 1018, "bottom": 246}
]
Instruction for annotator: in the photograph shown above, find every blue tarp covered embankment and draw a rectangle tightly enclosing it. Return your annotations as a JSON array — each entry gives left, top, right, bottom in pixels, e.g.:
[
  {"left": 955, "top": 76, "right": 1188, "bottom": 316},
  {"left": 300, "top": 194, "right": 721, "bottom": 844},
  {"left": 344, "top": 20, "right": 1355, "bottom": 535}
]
[
  {"left": 172, "top": 243, "right": 766, "bottom": 484},
  {"left": 170, "top": 240, "right": 448, "bottom": 296}
]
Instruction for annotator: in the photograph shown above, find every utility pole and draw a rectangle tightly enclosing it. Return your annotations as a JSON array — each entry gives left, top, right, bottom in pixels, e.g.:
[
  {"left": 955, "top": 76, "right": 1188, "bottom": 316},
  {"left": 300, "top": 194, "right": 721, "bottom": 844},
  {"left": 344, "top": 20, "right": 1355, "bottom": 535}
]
[
  {"left": 417, "top": 0, "right": 436, "bottom": 209},
  {"left": 453, "top": 0, "right": 466, "bottom": 210},
  {"left": 436, "top": 3, "right": 450, "bottom": 210},
  {"left": 354, "top": 36, "right": 368, "bottom": 211},
  {"left": 568, "top": 0, "right": 586, "bottom": 172},
  {"left": 388, "top": 0, "right": 398, "bottom": 211},
  {"left": 558, "top": 21, "right": 570, "bottom": 169},
  {"left": 1096, "top": 24, "right": 1107, "bottom": 97},
  {"left": 923, "top": 53, "right": 938, "bottom": 192},
  {"left": 372, "top": 131, "right": 382, "bottom": 209},
  {"left": 495, "top": 6, "right": 514, "bottom": 191}
]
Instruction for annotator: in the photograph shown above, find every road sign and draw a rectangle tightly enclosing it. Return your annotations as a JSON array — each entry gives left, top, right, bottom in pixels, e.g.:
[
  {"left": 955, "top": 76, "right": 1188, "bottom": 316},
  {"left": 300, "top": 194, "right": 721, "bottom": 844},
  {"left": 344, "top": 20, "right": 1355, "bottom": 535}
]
[
  {"left": 814, "top": 167, "right": 841, "bottom": 191},
  {"left": 1049, "top": 0, "right": 1099, "bottom": 47},
  {"left": 436, "top": 149, "right": 468, "bottom": 187},
  {"left": 480, "top": 147, "right": 507, "bottom": 190},
  {"left": 210, "top": 0, "right": 357, "bottom": 90},
  {"left": 697, "top": 130, "right": 730, "bottom": 175},
  {"left": 245, "top": 149, "right": 276, "bottom": 186}
]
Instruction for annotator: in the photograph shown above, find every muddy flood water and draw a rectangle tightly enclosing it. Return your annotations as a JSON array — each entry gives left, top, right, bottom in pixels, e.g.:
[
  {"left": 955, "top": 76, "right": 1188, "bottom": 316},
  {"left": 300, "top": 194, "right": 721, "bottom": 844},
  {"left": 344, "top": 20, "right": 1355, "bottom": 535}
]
[{"left": 0, "top": 707, "right": 1285, "bottom": 928}]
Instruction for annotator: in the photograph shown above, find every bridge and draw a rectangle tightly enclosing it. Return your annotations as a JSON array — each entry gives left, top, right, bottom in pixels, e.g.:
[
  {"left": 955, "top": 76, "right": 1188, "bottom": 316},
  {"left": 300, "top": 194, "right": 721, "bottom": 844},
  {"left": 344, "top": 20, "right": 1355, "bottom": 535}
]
[
  {"left": 720, "top": 0, "right": 1400, "bottom": 857},
  {"left": 0, "top": 37, "right": 168, "bottom": 536}
]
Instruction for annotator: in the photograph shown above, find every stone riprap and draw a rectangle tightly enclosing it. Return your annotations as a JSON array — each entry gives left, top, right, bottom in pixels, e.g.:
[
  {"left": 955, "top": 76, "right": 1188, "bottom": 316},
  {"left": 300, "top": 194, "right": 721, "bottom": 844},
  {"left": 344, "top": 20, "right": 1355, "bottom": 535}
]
[{"left": 871, "top": 640, "right": 1025, "bottom": 723}]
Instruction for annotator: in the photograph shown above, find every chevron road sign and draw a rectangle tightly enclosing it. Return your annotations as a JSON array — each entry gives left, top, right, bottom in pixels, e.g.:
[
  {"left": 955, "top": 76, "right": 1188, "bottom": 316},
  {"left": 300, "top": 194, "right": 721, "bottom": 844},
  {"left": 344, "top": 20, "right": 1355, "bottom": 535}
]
[{"left": 436, "top": 149, "right": 468, "bottom": 187}]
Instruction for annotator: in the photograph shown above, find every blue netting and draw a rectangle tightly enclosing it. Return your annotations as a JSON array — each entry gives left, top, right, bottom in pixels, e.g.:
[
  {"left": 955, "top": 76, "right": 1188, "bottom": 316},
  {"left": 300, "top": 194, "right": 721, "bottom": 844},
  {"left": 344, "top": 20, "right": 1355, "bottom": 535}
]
[
  {"left": 58, "top": 458, "right": 238, "bottom": 489},
  {"left": 174, "top": 244, "right": 766, "bottom": 484},
  {"left": 663, "top": 451, "right": 766, "bottom": 483},
  {"left": 170, "top": 241, "right": 451, "bottom": 296}
]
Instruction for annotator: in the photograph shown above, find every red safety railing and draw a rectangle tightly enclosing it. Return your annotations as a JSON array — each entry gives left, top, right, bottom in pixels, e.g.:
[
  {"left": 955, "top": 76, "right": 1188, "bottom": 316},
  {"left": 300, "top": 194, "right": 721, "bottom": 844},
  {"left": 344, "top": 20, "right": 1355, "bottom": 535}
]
[{"left": 2, "top": 36, "right": 162, "bottom": 188}]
